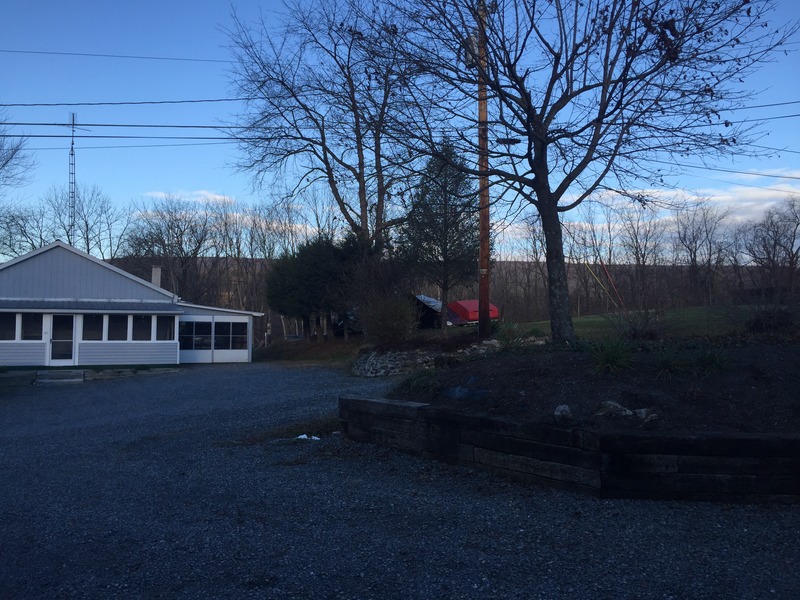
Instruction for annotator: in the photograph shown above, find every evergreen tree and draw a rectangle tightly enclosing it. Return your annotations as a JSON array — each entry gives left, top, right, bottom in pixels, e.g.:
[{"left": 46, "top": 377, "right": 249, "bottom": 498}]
[
  {"left": 266, "top": 237, "right": 347, "bottom": 339},
  {"left": 396, "top": 143, "right": 479, "bottom": 331}
]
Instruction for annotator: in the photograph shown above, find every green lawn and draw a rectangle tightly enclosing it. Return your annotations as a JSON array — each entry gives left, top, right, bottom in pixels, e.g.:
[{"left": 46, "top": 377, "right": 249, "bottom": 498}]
[{"left": 529, "top": 305, "right": 757, "bottom": 340}]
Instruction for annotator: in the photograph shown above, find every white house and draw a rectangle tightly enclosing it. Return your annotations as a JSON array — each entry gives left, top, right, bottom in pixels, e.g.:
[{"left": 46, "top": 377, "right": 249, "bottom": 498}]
[{"left": 0, "top": 241, "right": 262, "bottom": 367}]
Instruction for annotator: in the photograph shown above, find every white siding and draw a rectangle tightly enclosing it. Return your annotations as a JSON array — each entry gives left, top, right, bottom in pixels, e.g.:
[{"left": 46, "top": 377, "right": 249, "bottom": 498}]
[
  {"left": 180, "top": 349, "right": 249, "bottom": 364},
  {"left": 77, "top": 342, "right": 179, "bottom": 366},
  {"left": 0, "top": 342, "right": 47, "bottom": 366}
]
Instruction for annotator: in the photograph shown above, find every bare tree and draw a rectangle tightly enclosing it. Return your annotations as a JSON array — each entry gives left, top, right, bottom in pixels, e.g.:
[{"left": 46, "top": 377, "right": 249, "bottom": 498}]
[
  {"left": 0, "top": 202, "right": 49, "bottom": 259},
  {"left": 617, "top": 204, "right": 669, "bottom": 311},
  {"left": 0, "top": 110, "right": 33, "bottom": 196},
  {"left": 0, "top": 184, "right": 129, "bottom": 260},
  {"left": 672, "top": 200, "right": 732, "bottom": 306},
  {"left": 740, "top": 197, "right": 800, "bottom": 304},
  {"left": 40, "top": 184, "right": 131, "bottom": 259},
  {"left": 229, "top": 0, "right": 418, "bottom": 251},
  {"left": 122, "top": 195, "right": 223, "bottom": 305},
  {"left": 386, "top": 0, "right": 796, "bottom": 343}
]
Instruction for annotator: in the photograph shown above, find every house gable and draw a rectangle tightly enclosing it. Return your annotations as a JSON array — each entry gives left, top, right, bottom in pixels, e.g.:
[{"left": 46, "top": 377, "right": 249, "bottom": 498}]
[{"left": 0, "top": 242, "right": 176, "bottom": 302}]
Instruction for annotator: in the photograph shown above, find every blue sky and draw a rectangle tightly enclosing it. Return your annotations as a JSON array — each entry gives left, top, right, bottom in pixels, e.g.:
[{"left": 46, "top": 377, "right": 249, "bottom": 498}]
[
  {"left": 2, "top": 0, "right": 800, "bottom": 221},
  {"left": 2, "top": 0, "right": 283, "bottom": 207}
]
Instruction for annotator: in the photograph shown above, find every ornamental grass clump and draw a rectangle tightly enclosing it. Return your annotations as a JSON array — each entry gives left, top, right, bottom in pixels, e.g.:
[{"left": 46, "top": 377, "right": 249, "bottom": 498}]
[
  {"left": 653, "top": 344, "right": 686, "bottom": 380},
  {"left": 693, "top": 346, "right": 730, "bottom": 375},
  {"left": 584, "top": 338, "right": 634, "bottom": 375}
]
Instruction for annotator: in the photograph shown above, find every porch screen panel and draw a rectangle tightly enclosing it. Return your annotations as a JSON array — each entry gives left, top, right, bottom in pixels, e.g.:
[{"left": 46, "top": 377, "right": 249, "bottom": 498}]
[
  {"left": 21, "top": 314, "right": 42, "bottom": 340},
  {"left": 156, "top": 316, "right": 175, "bottom": 341},
  {"left": 179, "top": 321, "right": 212, "bottom": 350},
  {"left": 83, "top": 314, "right": 103, "bottom": 341},
  {"left": 132, "top": 315, "right": 152, "bottom": 341},
  {"left": 232, "top": 322, "right": 248, "bottom": 349},
  {"left": 214, "top": 322, "right": 231, "bottom": 350},
  {"left": 108, "top": 315, "right": 128, "bottom": 341},
  {"left": 179, "top": 322, "right": 194, "bottom": 350},
  {"left": 0, "top": 314, "right": 14, "bottom": 340}
]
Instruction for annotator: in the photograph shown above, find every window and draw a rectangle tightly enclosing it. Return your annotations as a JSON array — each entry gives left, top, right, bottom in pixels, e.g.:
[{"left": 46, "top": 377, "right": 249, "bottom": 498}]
[
  {"left": 232, "top": 322, "right": 248, "bottom": 350},
  {"left": 21, "top": 314, "right": 42, "bottom": 340},
  {"left": 82, "top": 314, "right": 103, "bottom": 341},
  {"left": 108, "top": 314, "right": 128, "bottom": 341},
  {"left": 179, "top": 321, "right": 211, "bottom": 350},
  {"left": 214, "top": 322, "right": 231, "bottom": 350},
  {"left": 179, "top": 322, "right": 193, "bottom": 350},
  {"left": 194, "top": 322, "right": 211, "bottom": 349},
  {"left": 0, "top": 313, "right": 15, "bottom": 340},
  {"left": 132, "top": 315, "right": 152, "bottom": 341},
  {"left": 212, "top": 321, "right": 248, "bottom": 350},
  {"left": 156, "top": 316, "right": 175, "bottom": 341}
]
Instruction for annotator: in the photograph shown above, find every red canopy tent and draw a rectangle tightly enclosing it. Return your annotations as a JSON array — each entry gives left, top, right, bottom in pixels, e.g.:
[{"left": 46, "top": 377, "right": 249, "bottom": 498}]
[{"left": 447, "top": 299, "right": 499, "bottom": 325}]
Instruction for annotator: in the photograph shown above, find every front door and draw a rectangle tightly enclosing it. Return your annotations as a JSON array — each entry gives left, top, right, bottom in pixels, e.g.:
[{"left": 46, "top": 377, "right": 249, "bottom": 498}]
[{"left": 50, "top": 315, "right": 75, "bottom": 366}]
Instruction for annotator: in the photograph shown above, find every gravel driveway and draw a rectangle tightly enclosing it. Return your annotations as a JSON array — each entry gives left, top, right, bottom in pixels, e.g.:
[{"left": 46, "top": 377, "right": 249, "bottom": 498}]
[{"left": 1, "top": 363, "right": 798, "bottom": 599}]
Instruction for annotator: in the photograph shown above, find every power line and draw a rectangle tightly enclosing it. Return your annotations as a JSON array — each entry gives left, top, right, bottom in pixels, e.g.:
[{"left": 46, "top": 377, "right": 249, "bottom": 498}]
[
  {"left": 751, "top": 144, "right": 800, "bottom": 156},
  {"left": 0, "top": 98, "right": 245, "bottom": 108},
  {"left": 683, "top": 175, "right": 800, "bottom": 196},
  {"left": 653, "top": 159, "right": 800, "bottom": 181},
  {"left": 6, "top": 121, "right": 239, "bottom": 130},
  {"left": 0, "top": 48, "right": 231, "bottom": 63},
  {"left": 28, "top": 141, "right": 234, "bottom": 150},
  {"left": 730, "top": 99, "right": 800, "bottom": 111},
  {"left": 0, "top": 134, "right": 231, "bottom": 140}
]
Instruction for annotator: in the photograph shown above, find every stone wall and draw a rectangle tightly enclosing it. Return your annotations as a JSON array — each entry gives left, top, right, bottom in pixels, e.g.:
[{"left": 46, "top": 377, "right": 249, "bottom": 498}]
[
  {"left": 351, "top": 341, "right": 502, "bottom": 377},
  {"left": 339, "top": 396, "right": 800, "bottom": 502}
]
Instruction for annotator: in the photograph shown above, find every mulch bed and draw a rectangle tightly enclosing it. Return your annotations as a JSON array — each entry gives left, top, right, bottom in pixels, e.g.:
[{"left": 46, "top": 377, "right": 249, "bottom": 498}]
[{"left": 389, "top": 339, "right": 800, "bottom": 435}]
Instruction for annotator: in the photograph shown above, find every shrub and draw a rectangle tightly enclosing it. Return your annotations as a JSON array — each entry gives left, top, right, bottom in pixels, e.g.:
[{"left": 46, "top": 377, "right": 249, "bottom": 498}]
[
  {"left": 360, "top": 294, "right": 419, "bottom": 347},
  {"left": 494, "top": 320, "right": 527, "bottom": 352},
  {"left": 606, "top": 309, "right": 665, "bottom": 341},
  {"left": 745, "top": 306, "right": 796, "bottom": 334},
  {"left": 391, "top": 368, "right": 439, "bottom": 399}
]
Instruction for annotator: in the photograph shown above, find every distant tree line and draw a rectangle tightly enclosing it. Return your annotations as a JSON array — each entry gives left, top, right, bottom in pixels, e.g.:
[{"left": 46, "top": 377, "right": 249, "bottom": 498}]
[{"left": 2, "top": 178, "right": 798, "bottom": 343}]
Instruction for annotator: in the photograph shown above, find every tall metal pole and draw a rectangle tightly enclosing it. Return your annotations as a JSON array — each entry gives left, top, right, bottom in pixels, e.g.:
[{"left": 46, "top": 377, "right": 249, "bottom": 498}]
[
  {"left": 477, "top": 0, "right": 491, "bottom": 338},
  {"left": 68, "top": 113, "right": 76, "bottom": 245}
]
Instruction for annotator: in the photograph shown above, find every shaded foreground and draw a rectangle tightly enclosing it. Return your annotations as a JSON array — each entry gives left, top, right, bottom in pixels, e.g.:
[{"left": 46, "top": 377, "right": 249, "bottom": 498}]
[{"left": 1, "top": 364, "right": 798, "bottom": 598}]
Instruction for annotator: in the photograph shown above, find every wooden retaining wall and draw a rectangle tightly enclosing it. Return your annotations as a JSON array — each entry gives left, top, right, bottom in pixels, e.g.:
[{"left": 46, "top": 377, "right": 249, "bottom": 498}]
[{"left": 339, "top": 396, "right": 800, "bottom": 502}]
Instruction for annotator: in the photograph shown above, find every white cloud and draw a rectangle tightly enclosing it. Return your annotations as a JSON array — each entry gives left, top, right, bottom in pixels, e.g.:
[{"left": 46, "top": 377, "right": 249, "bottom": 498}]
[{"left": 142, "top": 190, "right": 237, "bottom": 204}]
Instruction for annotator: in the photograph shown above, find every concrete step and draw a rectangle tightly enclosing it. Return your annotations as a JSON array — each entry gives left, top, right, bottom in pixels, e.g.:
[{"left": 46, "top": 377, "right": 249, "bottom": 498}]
[{"left": 35, "top": 370, "right": 85, "bottom": 384}]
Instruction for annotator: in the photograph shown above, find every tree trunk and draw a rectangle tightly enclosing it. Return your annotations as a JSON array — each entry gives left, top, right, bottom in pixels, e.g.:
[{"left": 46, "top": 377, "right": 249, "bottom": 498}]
[
  {"left": 539, "top": 204, "right": 577, "bottom": 345},
  {"left": 440, "top": 286, "right": 449, "bottom": 337}
]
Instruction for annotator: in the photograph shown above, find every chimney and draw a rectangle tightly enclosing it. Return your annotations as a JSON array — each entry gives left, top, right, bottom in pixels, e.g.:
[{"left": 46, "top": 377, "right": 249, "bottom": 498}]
[{"left": 151, "top": 266, "right": 162, "bottom": 288}]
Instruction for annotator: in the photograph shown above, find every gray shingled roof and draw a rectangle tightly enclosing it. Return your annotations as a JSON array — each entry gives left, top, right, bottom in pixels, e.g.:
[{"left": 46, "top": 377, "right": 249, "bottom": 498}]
[{"left": 0, "top": 300, "right": 184, "bottom": 314}]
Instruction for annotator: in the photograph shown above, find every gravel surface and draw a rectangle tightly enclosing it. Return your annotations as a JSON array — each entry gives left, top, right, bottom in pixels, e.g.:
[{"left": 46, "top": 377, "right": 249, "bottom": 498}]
[{"left": 1, "top": 363, "right": 798, "bottom": 599}]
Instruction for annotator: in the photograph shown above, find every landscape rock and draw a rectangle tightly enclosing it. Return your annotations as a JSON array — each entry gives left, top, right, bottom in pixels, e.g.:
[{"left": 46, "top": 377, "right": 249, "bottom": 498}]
[
  {"left": 554, "top": 404, "right": 573, "bottom": 424},
  {"left": 352, "top": 343, "right": 505, "bottom": 377},
  {"left": 351, "top": 350, "right": 435, "bottom": 377},
  {"left": 594, "top": 400, "right": 634, "bottom": 418},
  {"left": 632, "top": 408, "right": 659, "bottom": 423}
]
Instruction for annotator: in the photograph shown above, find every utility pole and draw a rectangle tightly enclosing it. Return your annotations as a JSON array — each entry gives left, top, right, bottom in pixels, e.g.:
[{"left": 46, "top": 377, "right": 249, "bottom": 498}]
[{"left": 476, "top": 0, "right": 491, "bottom": 338}]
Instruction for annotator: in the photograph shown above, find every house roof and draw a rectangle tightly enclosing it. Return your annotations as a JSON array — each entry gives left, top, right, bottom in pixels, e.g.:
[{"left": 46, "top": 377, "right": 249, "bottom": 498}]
[
  {"left": 0, "top": 240, "right": 179, "bottom": 302},
  {"left": 177, "top": 301, "right": 263, "bottom": 318},
  {"left": 0, "top": 300, "right": 183, "bottom": 314},
  {"left": 0, "top": 242, "right": 263, "bottom": 318}
]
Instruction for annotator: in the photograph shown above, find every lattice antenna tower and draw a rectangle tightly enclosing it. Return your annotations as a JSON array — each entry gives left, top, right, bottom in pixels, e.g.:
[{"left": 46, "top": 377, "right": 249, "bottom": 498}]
[{"left": 68, "top": 113, "right": 76, "bottom": 244}]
